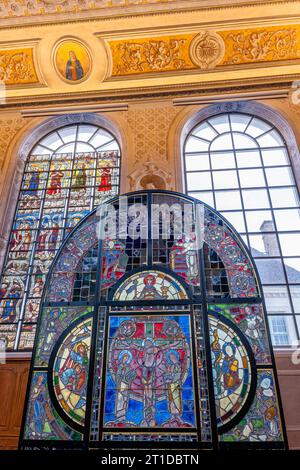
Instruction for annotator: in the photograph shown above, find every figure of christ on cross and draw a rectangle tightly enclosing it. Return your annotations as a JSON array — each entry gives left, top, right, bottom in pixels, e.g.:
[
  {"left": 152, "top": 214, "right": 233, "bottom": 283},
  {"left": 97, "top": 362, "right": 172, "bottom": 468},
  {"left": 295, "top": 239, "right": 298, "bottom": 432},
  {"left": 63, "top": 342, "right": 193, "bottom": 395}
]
[{"left": 108, "top": 326, "right": 190, "bottom": 428}]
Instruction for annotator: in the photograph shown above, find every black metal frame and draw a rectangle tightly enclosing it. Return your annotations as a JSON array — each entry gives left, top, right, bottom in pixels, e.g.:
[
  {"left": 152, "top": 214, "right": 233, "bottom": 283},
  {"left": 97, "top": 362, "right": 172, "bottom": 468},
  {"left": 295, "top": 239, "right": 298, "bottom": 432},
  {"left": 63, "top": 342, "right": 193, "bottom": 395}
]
[{"left": 19, "top": 190, "right": 288, "bottom": 450}]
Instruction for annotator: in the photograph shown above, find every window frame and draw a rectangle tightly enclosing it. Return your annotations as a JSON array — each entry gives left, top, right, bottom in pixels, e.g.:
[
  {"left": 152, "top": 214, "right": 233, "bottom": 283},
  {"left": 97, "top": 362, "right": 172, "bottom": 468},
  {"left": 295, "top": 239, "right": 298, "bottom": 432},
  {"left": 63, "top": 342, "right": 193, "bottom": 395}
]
[{"left": 183, "top": 108, "right": 300, "bottom": 347}]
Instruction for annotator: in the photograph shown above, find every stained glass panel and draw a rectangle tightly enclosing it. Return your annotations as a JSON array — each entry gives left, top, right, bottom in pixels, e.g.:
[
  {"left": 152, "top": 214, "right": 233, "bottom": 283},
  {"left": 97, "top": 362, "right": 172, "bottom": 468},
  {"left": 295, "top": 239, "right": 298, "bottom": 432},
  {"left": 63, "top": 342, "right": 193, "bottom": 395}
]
[
  {"left": 113, "top": 271, "right": 188, "bottom": 301},
  {"left": 104, "top": 314, "right": 195, "bottom": 430},
  {"left": 204, "top": 210, "right": 258, "bottom": 298},
  {"left": 221, "top": 370, "right": 283, "bottom": 442},
  {"left": 24, "top": 371, "right": 82, "bottom": 441},
  {"left": 35, "top": 306, "right": 93, "bottom": 367},
  {"left": 208, "top": 304, "right": 271, "bottom": 364},
  {"left": 152, "top": 194, "right": 201, "bottom": 293},
  {"left": 52, "top": 318, "right": 93, "bottom": 427},
  {"left": 0, "top": 124, "right": 120, "bottom": 350},
  {"left": 208, "top": 315, "right": 253, "bottom": 428},
  {"left": 20, "top": 190, "right": 286, "bottom": 449}
]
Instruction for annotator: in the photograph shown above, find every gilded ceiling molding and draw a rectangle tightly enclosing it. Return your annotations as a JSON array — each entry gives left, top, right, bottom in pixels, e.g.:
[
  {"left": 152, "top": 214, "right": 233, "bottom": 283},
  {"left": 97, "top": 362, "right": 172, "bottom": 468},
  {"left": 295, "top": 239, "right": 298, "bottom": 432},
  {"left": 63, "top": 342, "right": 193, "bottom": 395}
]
[
  {"left": 0, "top": 40, "right": 43, "bottom": 87},
  {"left": 0, "top": 0, "right": 185, "bottom": 20},
  {"left": 0, "top": 1, "right": 290, "bottom": 28},
  {"left": 0, "top": 1, "right": 201, "bottom": 30},
  {"left": 105, "top": 24, "right": 300, "bottom": 79}
]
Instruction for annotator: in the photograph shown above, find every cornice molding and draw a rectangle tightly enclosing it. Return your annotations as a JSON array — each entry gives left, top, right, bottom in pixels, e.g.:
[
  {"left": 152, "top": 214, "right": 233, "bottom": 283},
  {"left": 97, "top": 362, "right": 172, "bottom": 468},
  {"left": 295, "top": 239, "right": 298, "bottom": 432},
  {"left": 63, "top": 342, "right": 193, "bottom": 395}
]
[{"left": 0, "top": 74, "right": 296, "bottom": 110}]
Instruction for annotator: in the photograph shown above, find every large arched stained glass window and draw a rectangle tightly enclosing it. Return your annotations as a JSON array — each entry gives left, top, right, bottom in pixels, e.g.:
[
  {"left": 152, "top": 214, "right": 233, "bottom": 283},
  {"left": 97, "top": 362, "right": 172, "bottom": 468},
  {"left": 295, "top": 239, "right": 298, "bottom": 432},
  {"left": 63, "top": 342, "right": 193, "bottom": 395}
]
[
  {"left": 184, "top": 112, "right": 300, "bottom": 347},
  {"left": 0, "top": 123, "right": 121, "bottom": 351},
  {"left": 20, "top": 190, "right": 287, "bottom": 450}
]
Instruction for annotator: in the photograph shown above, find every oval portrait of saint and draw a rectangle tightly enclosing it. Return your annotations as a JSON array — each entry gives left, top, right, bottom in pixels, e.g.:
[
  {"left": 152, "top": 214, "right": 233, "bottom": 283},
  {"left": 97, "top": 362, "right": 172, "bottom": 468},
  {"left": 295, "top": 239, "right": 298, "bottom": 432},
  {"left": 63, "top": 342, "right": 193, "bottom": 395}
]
[{"left": 54, "top": 38, "right": 91, "bottom": 83}]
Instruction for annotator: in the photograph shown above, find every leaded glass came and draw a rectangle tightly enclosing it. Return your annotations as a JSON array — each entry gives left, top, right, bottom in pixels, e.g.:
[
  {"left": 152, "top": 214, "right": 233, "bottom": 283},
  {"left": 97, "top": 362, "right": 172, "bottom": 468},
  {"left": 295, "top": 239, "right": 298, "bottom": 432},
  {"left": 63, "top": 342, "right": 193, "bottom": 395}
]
[{"left": 20, "top": 190, "right": 287, "bottom": 450}]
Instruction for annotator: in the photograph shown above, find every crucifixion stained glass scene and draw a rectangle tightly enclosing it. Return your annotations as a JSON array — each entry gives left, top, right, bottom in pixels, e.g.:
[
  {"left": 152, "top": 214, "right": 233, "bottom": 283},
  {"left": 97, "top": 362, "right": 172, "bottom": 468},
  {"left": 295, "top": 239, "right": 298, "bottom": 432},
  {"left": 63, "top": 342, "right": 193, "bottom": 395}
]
[{"left": 20, "top": 191, "right": 287, "bottom": 449}]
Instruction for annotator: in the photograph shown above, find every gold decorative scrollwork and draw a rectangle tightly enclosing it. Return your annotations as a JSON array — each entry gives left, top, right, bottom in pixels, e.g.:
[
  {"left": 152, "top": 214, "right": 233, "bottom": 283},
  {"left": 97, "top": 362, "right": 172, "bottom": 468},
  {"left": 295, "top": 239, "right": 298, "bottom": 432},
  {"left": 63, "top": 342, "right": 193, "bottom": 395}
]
[
  {"left": 113, "top": 38, "right": 188, "bottom": 75},
  {"left": 221, "top": 28, "right": 299, "bottom": 65}
]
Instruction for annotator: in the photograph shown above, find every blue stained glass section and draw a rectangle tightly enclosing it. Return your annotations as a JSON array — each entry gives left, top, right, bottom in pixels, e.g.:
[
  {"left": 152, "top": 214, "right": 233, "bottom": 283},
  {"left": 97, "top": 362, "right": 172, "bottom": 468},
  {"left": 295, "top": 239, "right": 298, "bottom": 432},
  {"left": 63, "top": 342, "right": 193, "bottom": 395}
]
[{"left": 104, "top": 314, "right": 196, "bottom": 429}]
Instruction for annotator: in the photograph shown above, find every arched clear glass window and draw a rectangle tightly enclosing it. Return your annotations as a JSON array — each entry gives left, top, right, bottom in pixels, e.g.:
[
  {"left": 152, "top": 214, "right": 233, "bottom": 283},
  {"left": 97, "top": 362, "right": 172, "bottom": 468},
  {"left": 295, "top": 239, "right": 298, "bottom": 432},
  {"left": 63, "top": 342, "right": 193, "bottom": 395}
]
[
  {"left": 184, "top": 112, "right": 300, "bottom": 346},
  {"left": 0, "top": 124, "right": 121, "bottom": 351}
]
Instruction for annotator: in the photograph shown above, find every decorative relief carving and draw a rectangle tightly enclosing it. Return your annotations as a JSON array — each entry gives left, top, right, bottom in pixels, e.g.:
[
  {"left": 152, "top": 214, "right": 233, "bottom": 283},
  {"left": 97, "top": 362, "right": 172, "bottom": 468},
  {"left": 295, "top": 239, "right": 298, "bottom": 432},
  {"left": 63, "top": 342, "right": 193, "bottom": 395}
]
[
  {"left": 0, "top": 49, "right": 39, "bottom": 86},
  {"left": 220, "top": 27, "right": 299, "bottom": 64},
  {"left": 190, "top": 31, "right": 225, "bottom": 69},
  {"left": 109, "top": 37, "right": 190, "bottom": 75}
]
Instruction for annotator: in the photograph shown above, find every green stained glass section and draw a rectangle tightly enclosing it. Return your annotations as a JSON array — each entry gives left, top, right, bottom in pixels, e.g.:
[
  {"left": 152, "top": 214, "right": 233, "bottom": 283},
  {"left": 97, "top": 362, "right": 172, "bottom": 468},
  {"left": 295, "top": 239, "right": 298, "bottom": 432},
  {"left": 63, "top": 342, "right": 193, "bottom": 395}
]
[{"left": 35, "top": 306, "right": 94, "bottom": 367}]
